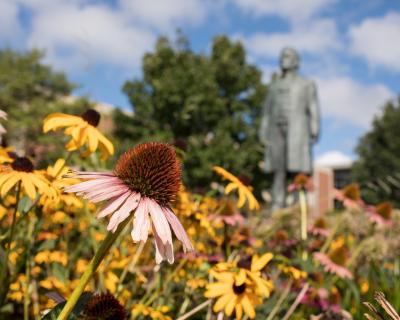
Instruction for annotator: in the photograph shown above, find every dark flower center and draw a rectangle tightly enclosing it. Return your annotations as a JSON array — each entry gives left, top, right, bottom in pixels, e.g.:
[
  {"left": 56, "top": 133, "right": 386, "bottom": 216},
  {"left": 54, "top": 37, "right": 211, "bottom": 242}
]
[
  {"left": 328, "top": 246, "right": 349, "bottom": 266},
  {"left": 81, "top": 109, "right": 101, "bottom": 127},
  {"left": 219, "top": 200, "right": 237, "bottom": 216},
  {"left": 83, "top": 293, "right": 127, "bottom": 320},
  {"left": 238, "top": 175, "right": 252, "bottom": 186},
  {"left": 314, "top": 217, "right": 327, "bottom": 229},
  {"left": 342, "top": 183, "right": 360, "bottom": 201},
  {"left": 233, "top": 283, "right": 246, "bottom": 295},
  {"left": 237, "top": 256, "right": 252, "bottom": 270},
  {"left": 274, "top": 230, "right": 289, "bottom": 241},
  {"left": 376, "top": 202, "right": 392, "bottom": 220},
  {"left": 11, "top": 157, "right": 34, "bottom": 172},
  {"left": 114, "top": 142, "right": 181, "bottom": 206},
  {"left": 294, "top": 173, "right": 309, "bottom": 187}
]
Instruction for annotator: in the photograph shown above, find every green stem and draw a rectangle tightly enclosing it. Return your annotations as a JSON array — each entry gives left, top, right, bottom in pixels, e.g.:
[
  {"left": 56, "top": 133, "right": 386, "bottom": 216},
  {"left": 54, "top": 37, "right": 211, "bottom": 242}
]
[
  {"left": 299, "top": 189, "right": 308, "bottom": 260},
  {"left": 320, "top": 215, "right": 344, "bottom": 254},
  {"left": 176, "top": 300, "right": 211, "bottom": 320},
  {"left": 57, "top": 216, "right": 131, "bottom": 320},
  {"left": 24, "top": 217, "right": 35, "bottom": 320},
  {"left": 266, "top": 279, "right": 293, "bottom": 320}
]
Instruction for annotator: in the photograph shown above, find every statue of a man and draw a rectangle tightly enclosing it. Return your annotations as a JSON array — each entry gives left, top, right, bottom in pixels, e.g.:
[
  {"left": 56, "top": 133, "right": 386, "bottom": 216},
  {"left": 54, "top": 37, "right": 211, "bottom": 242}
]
[{"left": 259, "top": 47, "right": 320, "bottom": 210}]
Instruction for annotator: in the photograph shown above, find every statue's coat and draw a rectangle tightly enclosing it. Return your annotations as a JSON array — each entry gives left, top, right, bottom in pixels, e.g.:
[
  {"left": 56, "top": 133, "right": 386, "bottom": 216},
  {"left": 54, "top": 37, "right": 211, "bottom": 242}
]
[{"left": 259, "top": 74, "right": 320, "bottom": 173}]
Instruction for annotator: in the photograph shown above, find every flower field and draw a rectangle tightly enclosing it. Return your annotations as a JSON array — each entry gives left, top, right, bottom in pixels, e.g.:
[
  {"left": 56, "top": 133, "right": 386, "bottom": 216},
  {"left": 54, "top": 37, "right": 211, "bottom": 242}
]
[{"left": 0, "top": 109, "right": 399, "bottom": 320}]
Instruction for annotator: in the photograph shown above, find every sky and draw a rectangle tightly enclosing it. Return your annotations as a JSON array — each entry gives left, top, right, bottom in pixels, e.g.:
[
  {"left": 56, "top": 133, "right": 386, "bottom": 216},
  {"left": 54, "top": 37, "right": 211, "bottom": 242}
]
[{"left": 1, "top": 0, "right": 400, "bottom": 164}]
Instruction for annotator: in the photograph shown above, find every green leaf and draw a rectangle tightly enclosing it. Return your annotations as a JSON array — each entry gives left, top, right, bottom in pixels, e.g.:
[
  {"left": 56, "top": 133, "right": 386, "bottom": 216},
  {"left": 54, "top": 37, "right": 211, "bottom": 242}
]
[{"left": 17, "top": 196, "right": 34, "bottom": 215}]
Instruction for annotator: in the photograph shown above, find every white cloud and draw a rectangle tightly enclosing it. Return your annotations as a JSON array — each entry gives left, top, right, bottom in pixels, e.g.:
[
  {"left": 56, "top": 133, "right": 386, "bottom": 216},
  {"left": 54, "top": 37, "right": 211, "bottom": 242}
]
[
  {"left": 233, "top": 0, "right": 337, "bottom": 24},
  {"left": 316, "top": 76, "right": 394, "bottom": 127},
  {"left": 25, "top": 2, "right": 155, "bottom": 70},
  {"left": 348, "top": 12, "right": 400, "bottom": 71},
  {"left": 119, "top": 0, "right": 207, "bottom": 30},
  {"left": 244, "top": 19, "right": 341, "bottom": 59},
  {"left": 0, "top": 0, "right": 22, "bottom": 43},
  {"left": 315, "top": 150, "right": 353, "bottom": 168}
]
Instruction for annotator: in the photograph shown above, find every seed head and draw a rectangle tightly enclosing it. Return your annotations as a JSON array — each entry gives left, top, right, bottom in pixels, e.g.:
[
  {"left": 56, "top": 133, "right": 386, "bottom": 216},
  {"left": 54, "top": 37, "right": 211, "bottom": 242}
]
[
  {"left": 82, "top": 292, "right": 127, "bottom": 320},
  {"left": 114, "top": 143, "right": 181, "bottom": 206}
]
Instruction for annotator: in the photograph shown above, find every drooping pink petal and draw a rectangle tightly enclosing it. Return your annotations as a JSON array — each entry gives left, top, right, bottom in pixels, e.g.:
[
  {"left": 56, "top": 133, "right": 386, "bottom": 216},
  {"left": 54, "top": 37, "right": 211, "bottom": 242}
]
[
  {"left": 66, "top": 171, "right": 115, "bottom": 179},
  {"left": 90, "top": 186, "right": 130, "bottom": 203},
  {"left": 81, "top": 182, "right": 127, "bottom": 199},
  {"left": 131, "top": 199, "right": 150, "bottom": 242},
  {"left": 64, "top": 177, "right": 120, "bottom": 193},
  {"left": 147, "top": 199, "right": 172, "bottom": 245},
  {"left": 152, "top": 224, "right": 174, "bottom": 264},
  {"left": 107, "top": 192, "right": 140, "bottom": 232},
  {"left": 163, "top": 208, "right": 194, "bottom": 252},
  {"left": 97, "top": 191, "right": 131, "bottom": 218}
]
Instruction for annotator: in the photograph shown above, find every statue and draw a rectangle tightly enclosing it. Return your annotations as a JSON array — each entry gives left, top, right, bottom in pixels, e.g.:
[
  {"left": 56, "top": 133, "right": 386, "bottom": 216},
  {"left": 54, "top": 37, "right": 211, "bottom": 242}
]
[{"left": 259, "top": 47, "right": 320, "bottom": 211}]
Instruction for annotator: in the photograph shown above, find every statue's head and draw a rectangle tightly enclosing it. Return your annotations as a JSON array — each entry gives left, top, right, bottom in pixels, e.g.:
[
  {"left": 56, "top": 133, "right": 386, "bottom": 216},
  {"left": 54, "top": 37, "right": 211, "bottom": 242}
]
[{"left": 279, "top": 47, "right": 300, "bottom": 71}]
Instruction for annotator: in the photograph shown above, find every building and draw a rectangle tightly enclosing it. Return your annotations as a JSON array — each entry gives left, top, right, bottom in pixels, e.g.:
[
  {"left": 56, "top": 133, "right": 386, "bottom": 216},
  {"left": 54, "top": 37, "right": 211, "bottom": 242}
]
[{"left": 312, "top": 151, "right": 354, "bottom": 215}]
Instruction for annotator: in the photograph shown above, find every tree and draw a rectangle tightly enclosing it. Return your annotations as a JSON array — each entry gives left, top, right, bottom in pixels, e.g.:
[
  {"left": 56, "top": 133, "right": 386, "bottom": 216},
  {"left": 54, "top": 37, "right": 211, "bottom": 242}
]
[
  {"left": 0, "top": 49, "right": 87, "bottom": 162},
  {"left": 116, "top": 35, "right": 268, "bottom": 191},
  {"left": 352, "top": 97, "right": 400, "bottom": 206}
]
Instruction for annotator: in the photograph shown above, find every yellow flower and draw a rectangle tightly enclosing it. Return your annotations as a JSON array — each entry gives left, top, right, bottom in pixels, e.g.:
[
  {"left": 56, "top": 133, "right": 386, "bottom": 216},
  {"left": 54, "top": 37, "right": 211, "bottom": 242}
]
[
  {"left": 359, "top": 278, "right": 369, "bottom": 294},
  {"left": 43, "top": 109, "right": 114, "bottom": 159},
  {"left": 0, "top": 157, "right": 56, "bottom": 200},
  {"left": 205, "top": 271, "right": 262, "bottom": 319},
  {"left": 213, "top": 166, "right": 259, "bottom": 210},
  {"left": 212, "top": 253, "right": 274, "bottom": 299},
  {"left": 34, "top": 250, "right": 68, "bottom": 266},
  {"left": 131, "top": 304, "right": 172, "bottom": 320},
  {"left": 0, "top": 147, "right": 13, "bottom": 164},
  {"left": 278, "top": 264, "right": 307, "bottom": 280}
]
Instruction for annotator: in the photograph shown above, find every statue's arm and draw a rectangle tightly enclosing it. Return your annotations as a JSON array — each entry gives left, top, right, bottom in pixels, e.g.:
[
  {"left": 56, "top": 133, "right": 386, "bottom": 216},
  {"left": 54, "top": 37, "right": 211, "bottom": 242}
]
[
  {"left": 258, "top": 92, "right": 271, "bottom": 145},
  {"left": 308, "top": 81, "right": 320, "bottom": 143}
]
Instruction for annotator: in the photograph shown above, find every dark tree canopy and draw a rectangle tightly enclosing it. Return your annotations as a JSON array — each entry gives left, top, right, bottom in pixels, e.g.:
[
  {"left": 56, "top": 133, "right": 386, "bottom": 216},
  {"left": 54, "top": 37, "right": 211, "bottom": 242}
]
[
  {"left": 352, "top": 97, "right": 400, "bottom": 206},
  {"left": 0, "top": 49, "right": 88, "bottom": 161},
  {"left": 115, "top": 35, "right": 268, "bottom": 190}
]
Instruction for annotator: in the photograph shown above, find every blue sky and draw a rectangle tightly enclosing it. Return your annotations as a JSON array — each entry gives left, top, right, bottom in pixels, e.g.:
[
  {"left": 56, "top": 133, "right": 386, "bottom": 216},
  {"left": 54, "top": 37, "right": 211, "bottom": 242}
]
[{"left": 1, "top": 0, "right": 399, "bottom": 164}]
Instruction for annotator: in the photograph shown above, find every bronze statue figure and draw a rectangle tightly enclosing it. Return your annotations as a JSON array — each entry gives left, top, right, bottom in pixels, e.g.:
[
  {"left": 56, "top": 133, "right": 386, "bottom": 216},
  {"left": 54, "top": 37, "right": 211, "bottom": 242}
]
[{"left": 259, "top": 47, "right": 320, "bottom": 210}]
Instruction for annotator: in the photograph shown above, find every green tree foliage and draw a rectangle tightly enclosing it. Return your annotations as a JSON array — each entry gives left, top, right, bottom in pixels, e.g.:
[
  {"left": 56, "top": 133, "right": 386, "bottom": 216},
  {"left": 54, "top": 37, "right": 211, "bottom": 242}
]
[
  {"left": 352, "top": 97, "right": 400, "bottom": 206},
  {"left": 0, "top": 49, "right": 87, "bottom": 161},
  {"left": 116, "top": 35, "right": 268, "bottom": 190}
]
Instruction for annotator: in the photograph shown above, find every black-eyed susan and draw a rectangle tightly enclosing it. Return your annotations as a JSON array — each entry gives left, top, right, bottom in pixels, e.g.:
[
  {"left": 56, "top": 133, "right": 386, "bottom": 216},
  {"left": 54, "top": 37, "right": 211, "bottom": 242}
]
[
  {"left": 0, "top": 156, "right": 56, "bottom": 200},
  {"left": 211, "top": 252, "right": 274, "bottom": 299},
  {"left": 205, "top": 271, "right": 262, "bottom": 319},
  {"left": 43, "top": 109, "right": 114, "bottom": 160},
  {"left": 213, "top": 166, "right": 259, "bottom": 210}
]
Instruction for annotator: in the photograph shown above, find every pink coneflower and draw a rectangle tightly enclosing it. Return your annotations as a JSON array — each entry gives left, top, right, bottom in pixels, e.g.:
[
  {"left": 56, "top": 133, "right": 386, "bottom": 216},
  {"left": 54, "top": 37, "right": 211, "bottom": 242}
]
[
  {"left": 288, "top": 173, "right": 313, "bottom": 192},
  {"left": 314, "top": 245, "right": 353, "bottom": 279},
  {"left": 368, "top": 202, "right": 393, "bottom": 227},
  {"left": 65, "top": 142, "right": 194, "bottom": 264},
  {"left": 334, "top": 183, "right": 364, "bottom": 210},
  {"left": 209, "top": 199, "right": 244, "bottom": 226},
  {"left": 309, "top": 217, "right": 330, "bottom": 237}
]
